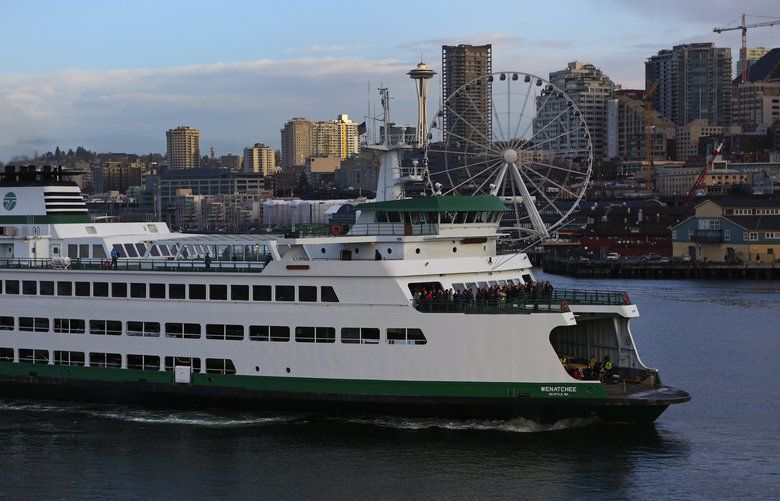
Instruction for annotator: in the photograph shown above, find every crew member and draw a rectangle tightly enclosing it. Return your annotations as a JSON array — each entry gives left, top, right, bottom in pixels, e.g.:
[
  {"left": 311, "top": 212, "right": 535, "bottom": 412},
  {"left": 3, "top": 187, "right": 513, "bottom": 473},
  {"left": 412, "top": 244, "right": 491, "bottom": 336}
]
[{"left": 110, "top": 247, "right": 118, "bottom": 269}]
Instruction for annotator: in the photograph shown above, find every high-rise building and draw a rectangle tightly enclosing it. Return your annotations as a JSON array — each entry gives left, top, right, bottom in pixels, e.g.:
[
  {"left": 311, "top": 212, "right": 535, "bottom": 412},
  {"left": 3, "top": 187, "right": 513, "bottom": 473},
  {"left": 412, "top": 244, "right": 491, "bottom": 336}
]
[
  {"left": 737, "top": 47, "right": 770, "bottom": 80},
  {"left": 732, "top": 48, "right": 780, "bottom": 133},
  {"left": 281, "top": 116, "right": 358, "bottom": 168},
  {"left": 607, "top": 92, "right": 677, "bottom": 161},
  {"left": 675, "top": 119, "right": 741, "bottom": 161},
  {"left": 645, "top": 43, "right": 732, "bottom": 126},
  {"left": 166, "top": 126, "right": 201, "bottom": 170},
  {"left": 243, "top": 143, "right": 276, "bottom": 176},
  {"left": 536, "top": 61, "right": 615, "bottom": 160},
  {"left": 441, "top": 44, "right": 492, "bottom": 144}
]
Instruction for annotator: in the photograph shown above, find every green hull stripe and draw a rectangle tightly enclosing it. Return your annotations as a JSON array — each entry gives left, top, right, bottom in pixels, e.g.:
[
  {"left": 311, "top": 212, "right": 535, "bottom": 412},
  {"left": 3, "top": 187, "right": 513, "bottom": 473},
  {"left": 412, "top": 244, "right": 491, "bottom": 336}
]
[
  {"left": 0, "top": 215, "right": 91, "bottom": 224},
  {"left": 0, "top": 362, "right": 608, "bottom": 399}
]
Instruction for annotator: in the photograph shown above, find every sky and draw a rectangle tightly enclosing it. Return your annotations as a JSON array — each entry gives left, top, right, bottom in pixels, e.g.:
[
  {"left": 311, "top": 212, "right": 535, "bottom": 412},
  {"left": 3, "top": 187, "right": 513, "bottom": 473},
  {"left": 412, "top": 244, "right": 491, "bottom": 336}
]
[{"left": 1, "top": 0, "right": 779, "bottom": 161}]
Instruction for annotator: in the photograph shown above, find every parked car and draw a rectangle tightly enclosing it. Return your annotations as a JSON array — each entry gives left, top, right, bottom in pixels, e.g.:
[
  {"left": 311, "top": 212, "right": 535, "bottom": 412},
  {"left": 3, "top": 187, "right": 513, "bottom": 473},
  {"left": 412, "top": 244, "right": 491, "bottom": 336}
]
[{"left": 606, "top": 252, "right": 620, "bottom": 261}]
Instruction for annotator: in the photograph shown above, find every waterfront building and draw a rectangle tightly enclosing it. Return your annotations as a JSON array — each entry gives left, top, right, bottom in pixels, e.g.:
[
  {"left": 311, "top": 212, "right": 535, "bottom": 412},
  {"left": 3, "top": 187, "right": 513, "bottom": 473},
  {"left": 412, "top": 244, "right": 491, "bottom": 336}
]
[
  {"left": 166, "top": 126, "right": 201, "bottom": 170},
  {"left": 675, "top": 119, "right": 742, "bottom": 162},
  {"left": 607, "top": 92, "right": 676, "bottom": 161},
  {"left": 538, "top": 61, "right": 614, "bottom": 160},
  {"left": 731, "top": 48, "right": 780, "bottom": 133},
  {"left": 654, "top": 163, "right": 748, "bottom": 197},
  {"left": 243, "top": 143, "right": 276, "bottom": 176},
  {"left": 645, "top": 43, "right": 732, "bottom": 126},
  {"left": 671, "top": 199, "right": 780, "bottom": 262},
  {"left": 441, "top": 44, "right": 492, "bottom": 144}
]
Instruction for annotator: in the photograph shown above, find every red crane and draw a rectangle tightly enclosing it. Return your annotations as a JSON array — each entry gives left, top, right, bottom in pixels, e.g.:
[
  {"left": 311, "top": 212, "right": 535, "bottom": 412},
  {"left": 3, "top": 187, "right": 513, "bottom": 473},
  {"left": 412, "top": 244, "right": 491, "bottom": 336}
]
[{"left": 685, "top": 143, "right": 723, "bottom": 207}]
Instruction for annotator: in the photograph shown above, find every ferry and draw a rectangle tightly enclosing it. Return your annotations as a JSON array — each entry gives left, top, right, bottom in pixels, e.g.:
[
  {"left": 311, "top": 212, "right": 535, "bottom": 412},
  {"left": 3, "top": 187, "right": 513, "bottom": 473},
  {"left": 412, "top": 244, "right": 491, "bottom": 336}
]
[{"left": 0, "top": 132, "right": 690, "bottom": 425}]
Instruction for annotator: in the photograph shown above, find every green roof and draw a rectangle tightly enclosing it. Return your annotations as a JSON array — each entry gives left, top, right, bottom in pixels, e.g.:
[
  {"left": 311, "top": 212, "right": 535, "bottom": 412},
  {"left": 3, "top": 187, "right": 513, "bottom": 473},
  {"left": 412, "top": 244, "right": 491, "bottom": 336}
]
[{"left": 355, "top": 195, "right": 509, "bottom": 212}]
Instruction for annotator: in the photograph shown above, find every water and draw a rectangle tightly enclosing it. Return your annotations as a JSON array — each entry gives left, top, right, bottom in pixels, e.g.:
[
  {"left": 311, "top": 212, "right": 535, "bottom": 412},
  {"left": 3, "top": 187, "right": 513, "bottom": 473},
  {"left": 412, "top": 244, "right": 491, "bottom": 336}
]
[{"left": 1, "top": 274, "right": 779, "bottom": 499}]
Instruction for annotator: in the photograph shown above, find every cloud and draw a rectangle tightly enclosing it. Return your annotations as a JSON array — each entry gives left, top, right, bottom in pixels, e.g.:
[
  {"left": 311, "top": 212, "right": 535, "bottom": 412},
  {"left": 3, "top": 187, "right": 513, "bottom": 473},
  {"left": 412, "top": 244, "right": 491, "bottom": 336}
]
[
  {"left": 284, "top": 44, "right": 370, "bottom": 55},
  {"left": 0, "top": 56, "right": 417, "bottom": 160},
  {"left": 397, "top": 33, "right": 523, "bottom": 53}
]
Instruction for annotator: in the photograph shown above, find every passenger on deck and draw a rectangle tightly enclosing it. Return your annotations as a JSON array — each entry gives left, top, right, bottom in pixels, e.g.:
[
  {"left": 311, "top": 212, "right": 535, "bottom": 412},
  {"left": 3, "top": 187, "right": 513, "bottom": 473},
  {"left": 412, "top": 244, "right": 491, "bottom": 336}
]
[
  {"left": 600, "top": 356, "right": 615, "bottom": 381},
  {"left": 205, "top": 252, "right": 212, "bottom": 269}
]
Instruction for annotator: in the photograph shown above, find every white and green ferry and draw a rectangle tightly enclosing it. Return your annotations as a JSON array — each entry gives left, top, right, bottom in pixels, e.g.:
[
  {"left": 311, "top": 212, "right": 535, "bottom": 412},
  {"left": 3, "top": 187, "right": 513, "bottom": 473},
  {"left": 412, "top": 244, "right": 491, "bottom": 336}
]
[{"left": 0, "top": 157, "right": 689, "bottom": 423}]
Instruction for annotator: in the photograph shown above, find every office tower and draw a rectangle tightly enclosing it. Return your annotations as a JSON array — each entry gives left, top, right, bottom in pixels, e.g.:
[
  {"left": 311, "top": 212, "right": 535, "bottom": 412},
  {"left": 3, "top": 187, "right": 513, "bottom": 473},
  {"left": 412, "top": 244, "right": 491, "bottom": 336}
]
[
  {"left": 281, "top": 118, "right": 316, "bottom": 168},
  {"left": 243, "top": 143, "right": 276, "bottom": 176},
  {"left": 281, "top": 115, "right": 359, "bottom": 169},
  {"left": 645, "top": 43, "right": 732, "bottom": 126},
  {"left": 441, "top": 44, "right": 492, "bottom": 144},
  {"left": 166, "top": 126, "right": 201, "bottom": 170},
  {"left": 732, "top": 48, "right": 780, "bottom": 133}
]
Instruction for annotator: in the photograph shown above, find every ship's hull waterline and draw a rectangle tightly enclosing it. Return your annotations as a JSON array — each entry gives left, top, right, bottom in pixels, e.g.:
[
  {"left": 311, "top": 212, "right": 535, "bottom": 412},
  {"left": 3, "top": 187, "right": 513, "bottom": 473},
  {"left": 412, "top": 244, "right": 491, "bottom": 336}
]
[{"left": 0, "top": 363, "right": 689, "bottom": 423}]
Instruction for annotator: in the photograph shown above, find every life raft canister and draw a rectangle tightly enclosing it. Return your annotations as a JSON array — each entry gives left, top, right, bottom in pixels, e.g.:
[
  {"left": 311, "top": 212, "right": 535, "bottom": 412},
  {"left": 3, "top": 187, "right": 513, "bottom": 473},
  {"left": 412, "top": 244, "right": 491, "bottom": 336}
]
[
  {"left": 623, "top": 292, "right": 631, "bottom": 304},
  {"left": 560, "top": 299, "right": 570, "bottom": 312},
  {"left": 331, "top": 225, "right": 342, "bottom": 236}
]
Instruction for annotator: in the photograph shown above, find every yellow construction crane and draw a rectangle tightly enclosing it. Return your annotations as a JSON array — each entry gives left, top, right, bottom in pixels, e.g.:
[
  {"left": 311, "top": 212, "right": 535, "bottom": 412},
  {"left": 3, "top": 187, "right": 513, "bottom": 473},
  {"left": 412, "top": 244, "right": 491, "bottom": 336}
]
[
  {"left": 714, "top": 14, "right": 780, "bottom": 83},
  {"left": 644, "top": 79, "right": 660, "bottom": 191}
]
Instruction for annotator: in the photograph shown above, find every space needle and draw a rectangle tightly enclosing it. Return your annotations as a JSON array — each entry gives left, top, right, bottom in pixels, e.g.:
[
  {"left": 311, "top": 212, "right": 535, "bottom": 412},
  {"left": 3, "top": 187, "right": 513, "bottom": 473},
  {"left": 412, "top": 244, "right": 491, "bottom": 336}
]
[{"left": 407, "top": 62, "right": 436, "bottom": 147}]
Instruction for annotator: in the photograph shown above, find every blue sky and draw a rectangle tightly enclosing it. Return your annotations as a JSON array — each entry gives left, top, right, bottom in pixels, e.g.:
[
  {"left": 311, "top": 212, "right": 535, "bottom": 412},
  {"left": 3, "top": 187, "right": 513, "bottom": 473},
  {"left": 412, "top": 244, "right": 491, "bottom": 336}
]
[{"left": 1, "top": 0, "right": 778, "bottom": 160}]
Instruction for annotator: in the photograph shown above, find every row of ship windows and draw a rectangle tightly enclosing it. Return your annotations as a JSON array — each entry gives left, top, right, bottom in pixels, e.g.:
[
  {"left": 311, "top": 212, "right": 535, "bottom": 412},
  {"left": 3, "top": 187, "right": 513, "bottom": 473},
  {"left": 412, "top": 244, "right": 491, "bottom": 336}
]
[
  {"left": 0, "top": 349, "right": 235, "bottom": 374},
  {"left": 0, "top": 280, "right": 339, "bottom": 303},
  {"left": 0, "top": 317, "right": 427, "bottom": 344}
]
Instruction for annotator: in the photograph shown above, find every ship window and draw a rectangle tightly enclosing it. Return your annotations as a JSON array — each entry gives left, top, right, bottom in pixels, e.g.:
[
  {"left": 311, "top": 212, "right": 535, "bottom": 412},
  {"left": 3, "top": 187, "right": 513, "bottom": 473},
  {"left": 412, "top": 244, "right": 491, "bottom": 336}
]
[
  {"left": 270, "top": 326, "right": 290, "bottom": 342},
  {"left": 5, "top": 280, "right": 19, "bottom": 294},
  {"left": 298, "top": 286, "right": 317, "bottom": 302},
  {"left": 253, "top": 285, "right": 272, "bottom": 301},
  {"left": 159, "top": 245, "right": 171, "bottom": 257},
  {"left": 149, "top": 283, "right": 166, "bottom": 299},
  {"left": 150, "top": 246, "right": 161, "bottom": 257},
  {"left": 295, "top": 326, "right": 335, "bottom": 343},
  {"left": 375, "top": 211, "right": 388, "bottom": 223},
  {"left": 452, "top": 283, "right": 465, "bottom": 291},
  {"left": 387, "top": 212, "right": 402, "bottom": 223},
  {"left": 22, "top": 280, "right": 37, "bottom": 295},
  {"left": 127, "top": 354, "right": 160, "bottom": 371},
  {"left": 54, "top": 318, "right": 85, "bottom": 334},
  {"left": 0, "top": 348, "right": 14, "bottom": 361},
  {"left": 205, "top": 358, "right": 236, "bottom": 375},
  {"left": 164, "top": 356, "right": 201, "bottom": 372},
  {"left": 90, "top": 320, "right": 122, "bottom": 336},
  {"left": 320, "top": 286, "right": 339, "bottom": 303},
  {"left": 169, "top": 284, "right": 186, "bottom": 299},
  {"left": 387, "top": 328, "right": 427, "bottom": 345},
  {"left": 19, "top": 317, "right": 49, "bottom": 332},
  {"left": 126, "top": 321, "right": 160, "bottom": 337},
  {"left": 206, "top": 324, "right": 244, "bottom": 341},
  {"left": 130, "top": 283, "right": 146, "bottom": 298},
  {"left": 165, "top": 322, "right": 201, "bottom": 339},
  {"left": 0, "top": 317, "right": 13, "bottom": 330},
  {"left": 135, "top": 243, "right": 146, "bottom": 256},
  {"left": 19, "top": 349, "right": 49, "bottom": 364},
  {"left": 90, "top": 281, "right": 106, "bottom": 296},
  {"left": 57, "top": 281, "right": 72, "bottom": 296},
  {"left": 113, "top": 244, "right": 127, "bottom": 258},
  {"left": 210, "top": 285, "right": 227, "bottom": 300},
  {"left": 123, "top": 244, "right": 138, "bottom": 258},
  {"left": 89, "top": 352, "right": 122, "bottom": 368},
  {"left": 408, "top": 282, "right": 443, "bottom": 297},
  {"left": 341, "top": 327, "right": 380, "bottom": 344},
  {"left": 93, "top": 245, "right": 107, "bottom": 259},
  {"left": 189, "top": 284, "right": 206, "bottom": 300},
  {"left": 522, "top": 274, "right": 533, "bottom": 283},
  {"left": 86, "top": 226, "right": 97, "bottom": 235},
  {"left": 231, "top": 285, "right": 249, "bottom": 301},
  {"left": 249, "top": 325, "right": 269, "bottom": 341},
  {"left": 111, "top": 282, "right": 127, "bottom": 297},
  {"left": 75, "top": 281, "right": 91, "bottom": 297},
  {"left": 68, "top": 244, "right": 79, "bottom": 259},
  {"left": 39, "top": 281, "right": 54, "bottom": 295},
  {"left": 275, "top": 285, "right": 294, "bottom": 302},
  {"left": 80, "top": 244, "right": 90, "bottom": 258},
  {"left": 53, "top": 351, "right": 85, "bottom": 366}
]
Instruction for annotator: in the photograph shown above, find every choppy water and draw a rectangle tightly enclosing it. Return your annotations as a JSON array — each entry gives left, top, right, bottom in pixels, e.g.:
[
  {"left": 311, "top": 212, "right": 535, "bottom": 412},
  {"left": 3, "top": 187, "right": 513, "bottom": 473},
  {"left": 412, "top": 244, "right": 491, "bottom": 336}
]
[{"left": 0, "top": 274, "right": 778, "bottom": 499}]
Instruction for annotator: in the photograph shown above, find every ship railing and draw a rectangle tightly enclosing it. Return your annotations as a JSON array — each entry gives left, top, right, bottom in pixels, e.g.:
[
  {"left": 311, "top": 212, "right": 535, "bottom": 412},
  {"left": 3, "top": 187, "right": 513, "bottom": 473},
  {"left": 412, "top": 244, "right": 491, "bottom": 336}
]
[
  {"left": 0, "top": 257, "right": 268, "bottom": 273},
  {"left": 412, "top": 289, "right": 631, "bottom": 314}
]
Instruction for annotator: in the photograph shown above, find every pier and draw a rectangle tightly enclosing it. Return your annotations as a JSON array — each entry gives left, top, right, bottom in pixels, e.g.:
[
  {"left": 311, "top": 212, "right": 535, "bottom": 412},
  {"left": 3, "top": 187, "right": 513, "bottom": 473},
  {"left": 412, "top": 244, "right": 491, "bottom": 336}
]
[{"left": 543, "top": 258, "right": 780, "bottom": 280}]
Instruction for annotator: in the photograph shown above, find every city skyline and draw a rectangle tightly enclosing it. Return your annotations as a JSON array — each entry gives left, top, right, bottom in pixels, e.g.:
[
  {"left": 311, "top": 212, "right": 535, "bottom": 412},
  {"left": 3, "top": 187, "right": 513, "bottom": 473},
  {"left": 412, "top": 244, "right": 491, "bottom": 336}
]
[{"left": 1, "top": 0, "right": 778, "bottom": 161}]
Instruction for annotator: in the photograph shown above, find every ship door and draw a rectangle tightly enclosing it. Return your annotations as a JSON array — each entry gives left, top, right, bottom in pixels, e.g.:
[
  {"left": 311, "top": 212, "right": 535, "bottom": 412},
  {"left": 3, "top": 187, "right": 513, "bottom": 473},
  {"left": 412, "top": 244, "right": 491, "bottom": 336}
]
[
  {"left": 688, "top": 246, "right": 696, "bottom": 260},
  {"left": 340, "top": 249, "right": 352, "bottom": 261}
]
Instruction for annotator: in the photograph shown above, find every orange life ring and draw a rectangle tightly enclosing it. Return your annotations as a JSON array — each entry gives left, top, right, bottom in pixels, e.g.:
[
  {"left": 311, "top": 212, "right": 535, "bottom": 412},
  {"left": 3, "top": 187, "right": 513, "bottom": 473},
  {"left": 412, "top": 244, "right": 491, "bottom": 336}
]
[
  {"left": 560, "top": 300, "right": 570, "bottom": 312},
  {"left": 331, "top": 225, "right": 342, "bottom": 236}
]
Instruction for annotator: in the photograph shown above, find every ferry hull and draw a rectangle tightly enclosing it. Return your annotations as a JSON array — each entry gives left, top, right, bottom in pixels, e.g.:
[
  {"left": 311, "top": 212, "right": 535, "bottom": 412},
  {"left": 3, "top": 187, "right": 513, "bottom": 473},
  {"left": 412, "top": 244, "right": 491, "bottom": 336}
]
[{"left": 0, "top": 372, "right": 687, "bottom": 424}]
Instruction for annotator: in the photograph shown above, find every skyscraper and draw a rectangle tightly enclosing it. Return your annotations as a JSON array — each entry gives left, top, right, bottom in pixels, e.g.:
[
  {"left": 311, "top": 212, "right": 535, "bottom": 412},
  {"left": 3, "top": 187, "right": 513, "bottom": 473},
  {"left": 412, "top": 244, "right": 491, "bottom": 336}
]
[
  {"left": 166, "top": 126, "right": 201, "bottom": 170},
  {"left": 645, "top": 43, "right": 732, "bottom": 126},
  {"left": 243, "top": 143, "right": 276, "bottom": 176},
  {"left": 535, "top": 61, "right": 615, "bottom": 160},
  {"left": 737, "top": 47, "right": 770, "bottom": 80},
  {"left": 441, "top": 44, "right": 492, "bottom": 145},
  {"left": 280, "top": 115, "right": 359, "bottom": 169}
]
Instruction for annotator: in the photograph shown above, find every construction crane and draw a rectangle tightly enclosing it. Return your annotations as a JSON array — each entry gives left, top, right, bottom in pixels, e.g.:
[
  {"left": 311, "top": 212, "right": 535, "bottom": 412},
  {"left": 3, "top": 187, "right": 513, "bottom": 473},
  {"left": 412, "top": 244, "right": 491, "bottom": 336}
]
[
  {"left": 685, "top": 143, "right": 723, "bottom": 207},
  {"left": 644, "top": 79, "right": 660, "bottom": 192},
  {"left": 714, "top": 14, "right": 780, "bottom": 83}
]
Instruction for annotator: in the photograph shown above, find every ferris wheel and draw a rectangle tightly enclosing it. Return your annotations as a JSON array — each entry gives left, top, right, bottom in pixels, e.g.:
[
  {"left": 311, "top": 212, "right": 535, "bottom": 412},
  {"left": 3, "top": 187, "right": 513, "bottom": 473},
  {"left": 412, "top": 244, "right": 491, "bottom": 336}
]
[{"left": 425, "top": 71, "right": 593, "bottom": 246}]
